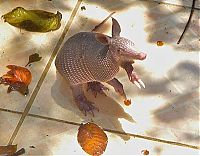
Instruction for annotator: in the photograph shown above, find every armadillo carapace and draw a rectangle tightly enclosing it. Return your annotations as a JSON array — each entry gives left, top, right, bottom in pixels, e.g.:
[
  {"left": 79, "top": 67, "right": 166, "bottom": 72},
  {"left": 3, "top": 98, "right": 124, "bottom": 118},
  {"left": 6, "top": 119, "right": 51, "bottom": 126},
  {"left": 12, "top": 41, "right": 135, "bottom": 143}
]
[
  {"left": 55, "top": 18, "right": 147, "bottom": 116},
  {"left": 55, "top": 32, "right": 119, "bottom": 85}
]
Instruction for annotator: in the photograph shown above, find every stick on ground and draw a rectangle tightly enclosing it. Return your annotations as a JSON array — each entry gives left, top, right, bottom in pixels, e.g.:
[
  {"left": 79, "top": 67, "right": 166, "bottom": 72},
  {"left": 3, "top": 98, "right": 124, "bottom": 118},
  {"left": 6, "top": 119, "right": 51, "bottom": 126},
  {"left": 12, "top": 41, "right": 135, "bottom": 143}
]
[
  {"left": 92, "top": 12, "right": 116, "bottom": 32},
  {"left": 177, "top": 0, "right": 196, "bottom": 44}
]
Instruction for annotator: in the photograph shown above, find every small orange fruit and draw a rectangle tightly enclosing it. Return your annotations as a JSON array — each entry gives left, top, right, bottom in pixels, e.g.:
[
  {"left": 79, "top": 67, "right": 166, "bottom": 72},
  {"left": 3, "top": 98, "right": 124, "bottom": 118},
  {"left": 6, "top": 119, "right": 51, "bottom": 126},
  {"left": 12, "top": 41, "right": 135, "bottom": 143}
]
[
  {"left": 156, "top": 41, "right": 164, "bottom": 46},
  {"left": 141, "top": 149, "right": 149, "bottom": 155},
  {"left": 124, "top": 99, "right": 131, "bottom": 106}
]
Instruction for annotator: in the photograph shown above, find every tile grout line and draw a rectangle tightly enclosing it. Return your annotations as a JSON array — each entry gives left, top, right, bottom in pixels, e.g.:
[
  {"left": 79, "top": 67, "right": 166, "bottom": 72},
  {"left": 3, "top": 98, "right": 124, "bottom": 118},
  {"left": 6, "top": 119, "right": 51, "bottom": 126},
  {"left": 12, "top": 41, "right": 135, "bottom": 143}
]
[
  {"left": 7, "top": 0, "right": 83, "bottom": 145},
  {"left": 1, "top": 108, "right": 199, "bottom": 150}
]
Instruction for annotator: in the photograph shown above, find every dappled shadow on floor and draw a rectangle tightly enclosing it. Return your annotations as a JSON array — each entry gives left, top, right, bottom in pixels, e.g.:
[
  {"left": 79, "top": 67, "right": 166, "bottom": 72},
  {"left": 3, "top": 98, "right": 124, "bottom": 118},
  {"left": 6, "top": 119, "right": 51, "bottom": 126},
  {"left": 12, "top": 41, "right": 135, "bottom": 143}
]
[
  {"left": 83, "top": 0, "right": 139, "bottom": 12},
  {"left": 143, "top": 0, "right": 199, "bottom": 52},
  {"left": 141, "top": 60, "right": 199, "bottom": 121},
  {"left": 142, "top": 60, "right": 199, "bottom": 144},
  {"left": 140, "top": 61, "right": 199, "bottom": 97}
]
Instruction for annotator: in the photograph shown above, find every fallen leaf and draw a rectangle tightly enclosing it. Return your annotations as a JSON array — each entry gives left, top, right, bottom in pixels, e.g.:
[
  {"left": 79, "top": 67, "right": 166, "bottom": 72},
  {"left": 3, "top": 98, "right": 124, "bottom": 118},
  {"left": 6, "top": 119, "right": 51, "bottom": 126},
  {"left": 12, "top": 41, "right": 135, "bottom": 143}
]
[
  {"left": 0, "top": 65, "right": 32, "bottom": 95},
  {"left": 156, "top": 41, "right": 164, "bottom": 46},
  {"left": 141, "top": 149, "right": 149, "bottom": 155},
  {"left": 124, "top": 99, "right": 131, "bottom": 106},
  {"left": 25, "top": 53, "right": 42, "bottom": 67},
  {"left": 2, "top": 7, "right": 62, "bottom": 32},
  {"left": 77, "top": 122, "right": 108, "bottom": 155},
  {"left": 0, "top": 145, "right": 17, "bottom": 155}
]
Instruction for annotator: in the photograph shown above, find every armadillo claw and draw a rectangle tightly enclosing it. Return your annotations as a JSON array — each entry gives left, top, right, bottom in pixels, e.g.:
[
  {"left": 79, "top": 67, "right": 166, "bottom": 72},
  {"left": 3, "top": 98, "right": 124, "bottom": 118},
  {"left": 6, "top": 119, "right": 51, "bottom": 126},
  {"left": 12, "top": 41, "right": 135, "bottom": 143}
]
[
  {"left": 133, "top": 81, "right": 141, "bottom": 89},
  {"left": 133, "top": 79, "right": 145, "bottom": 89},
  {"left": 138, "top": 79, "right": 145, "bottom": 88}
]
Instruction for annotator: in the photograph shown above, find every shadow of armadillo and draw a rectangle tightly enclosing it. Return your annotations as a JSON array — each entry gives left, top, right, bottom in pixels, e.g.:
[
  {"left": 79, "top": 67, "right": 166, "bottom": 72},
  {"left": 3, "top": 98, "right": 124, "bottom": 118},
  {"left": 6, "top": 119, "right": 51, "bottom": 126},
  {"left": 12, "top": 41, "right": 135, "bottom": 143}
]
[{"left": 51, "top": 71, "right": 135, "bottom": 141}]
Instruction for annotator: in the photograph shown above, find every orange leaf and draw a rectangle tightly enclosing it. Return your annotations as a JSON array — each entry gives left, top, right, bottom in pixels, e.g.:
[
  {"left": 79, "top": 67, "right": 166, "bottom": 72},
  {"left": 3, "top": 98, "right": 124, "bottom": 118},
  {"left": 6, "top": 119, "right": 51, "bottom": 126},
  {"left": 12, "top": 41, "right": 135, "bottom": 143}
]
[
  {"left": 0, "top": 65, "right": 32, "bottom": 95},
  {"left": 6, "top": 65, "right": 32, "bottom": 85},
  {"left": 77, "top": 122, "right": 108, "bottom": 156}
]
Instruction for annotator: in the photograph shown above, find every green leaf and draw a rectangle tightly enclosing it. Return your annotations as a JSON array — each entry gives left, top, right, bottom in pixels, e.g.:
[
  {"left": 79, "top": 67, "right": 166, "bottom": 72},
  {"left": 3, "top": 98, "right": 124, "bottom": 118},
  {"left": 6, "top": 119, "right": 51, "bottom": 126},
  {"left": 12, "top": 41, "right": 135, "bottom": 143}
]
[{"left": 2, "top": 7, "right": 62, "bottom": 32}]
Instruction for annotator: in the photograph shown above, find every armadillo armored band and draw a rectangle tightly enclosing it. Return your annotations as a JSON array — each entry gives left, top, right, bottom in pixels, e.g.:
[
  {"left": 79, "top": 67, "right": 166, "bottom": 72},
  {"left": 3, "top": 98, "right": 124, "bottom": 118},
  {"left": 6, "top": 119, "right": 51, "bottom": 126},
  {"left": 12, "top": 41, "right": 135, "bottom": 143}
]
[{"left": 55, "top": 32, "right": 119, "bottom": 85}]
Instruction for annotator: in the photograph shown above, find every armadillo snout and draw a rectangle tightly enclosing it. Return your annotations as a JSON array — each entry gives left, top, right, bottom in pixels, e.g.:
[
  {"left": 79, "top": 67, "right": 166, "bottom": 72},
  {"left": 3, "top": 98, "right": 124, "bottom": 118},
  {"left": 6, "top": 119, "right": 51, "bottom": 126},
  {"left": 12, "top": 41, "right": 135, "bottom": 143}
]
[{"left": 137, "top": 52, "right": 146, "bottom": 60}]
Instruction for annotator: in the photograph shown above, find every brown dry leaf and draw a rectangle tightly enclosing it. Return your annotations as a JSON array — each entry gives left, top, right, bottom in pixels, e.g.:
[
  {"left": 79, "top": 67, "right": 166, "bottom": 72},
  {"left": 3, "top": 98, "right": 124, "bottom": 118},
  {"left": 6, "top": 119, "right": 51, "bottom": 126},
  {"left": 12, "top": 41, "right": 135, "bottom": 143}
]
[
  {"left": 25, "top": 53, "right": 42, "bottom": 67},
  {"left": 124, "top": 99, "right": 131, "bottom": 106},
  {"left": 77, "top": 122, "right": 108, "bottom": 156},
  {"left": 0, "top": 145, "right": 17, "bottom": 155},
  {"left": 0, "top": 65, "right": 32, "bottom": 95}
]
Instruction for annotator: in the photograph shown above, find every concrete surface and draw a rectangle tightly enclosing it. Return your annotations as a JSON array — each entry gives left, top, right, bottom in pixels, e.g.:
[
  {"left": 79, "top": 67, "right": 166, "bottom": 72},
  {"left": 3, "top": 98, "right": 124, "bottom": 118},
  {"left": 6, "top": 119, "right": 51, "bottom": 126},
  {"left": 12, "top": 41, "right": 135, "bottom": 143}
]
[{"left": 0, "top": 0, "right": 199, "bottom": 155}]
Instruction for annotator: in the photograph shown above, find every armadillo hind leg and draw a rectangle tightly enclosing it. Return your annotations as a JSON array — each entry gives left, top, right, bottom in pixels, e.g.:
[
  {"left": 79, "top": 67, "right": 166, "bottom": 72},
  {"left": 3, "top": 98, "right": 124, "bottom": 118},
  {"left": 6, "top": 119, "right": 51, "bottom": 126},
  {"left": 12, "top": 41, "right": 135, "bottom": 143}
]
[
  {"left": 106, "top": 78, "right": 127, "bottom": 100},
  {"left": 71, "top": 84, "right": 99, "bottom": 116},
  {"left": 87, "top": 81, "right": 109, "bottom": 98}
]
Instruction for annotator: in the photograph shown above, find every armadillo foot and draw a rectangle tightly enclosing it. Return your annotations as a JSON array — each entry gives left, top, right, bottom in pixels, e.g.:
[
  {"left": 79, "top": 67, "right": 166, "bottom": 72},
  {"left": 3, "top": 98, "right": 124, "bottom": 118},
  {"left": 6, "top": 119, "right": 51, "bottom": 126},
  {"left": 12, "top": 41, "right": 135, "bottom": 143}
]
[
  {"left": 107, "top": 78, "right": 127, "bottom": 100},
  {"left": 87, "top": 81, "right": 109, "bottom": 98},
  {"left": 75, "top": 94, "right": 99, "bottom": 116}
]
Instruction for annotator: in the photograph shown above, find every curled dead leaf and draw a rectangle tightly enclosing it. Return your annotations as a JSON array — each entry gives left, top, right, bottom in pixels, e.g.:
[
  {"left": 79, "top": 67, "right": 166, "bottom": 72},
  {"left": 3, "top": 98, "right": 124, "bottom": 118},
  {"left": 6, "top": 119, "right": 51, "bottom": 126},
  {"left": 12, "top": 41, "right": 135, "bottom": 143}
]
[
  {"left": 0, "top": 65, "right": 32, "bottom": 95},
  {"left": 2, "top": 7, "right": 62, "bottom": 32},
  {"left": 77, "top": 122, "right": 108, "bottom": 155}
]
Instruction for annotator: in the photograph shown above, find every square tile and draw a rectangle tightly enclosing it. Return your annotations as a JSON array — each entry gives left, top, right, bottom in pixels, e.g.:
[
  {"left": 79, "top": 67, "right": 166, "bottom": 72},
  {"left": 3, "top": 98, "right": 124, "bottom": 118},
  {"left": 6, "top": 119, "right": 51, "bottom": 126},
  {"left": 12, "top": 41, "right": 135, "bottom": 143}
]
[
  {"left": 13, "top": 116, "right": 199, "bottom": 155},
  {"left": 0, "top": 111, "right": 20, "bottom": 145},
  {"left": 0, "top": 0, "right": 77, "bottom": 111},
  {"left": 13, "top": 116, "right": 77, "bottom": 155}
]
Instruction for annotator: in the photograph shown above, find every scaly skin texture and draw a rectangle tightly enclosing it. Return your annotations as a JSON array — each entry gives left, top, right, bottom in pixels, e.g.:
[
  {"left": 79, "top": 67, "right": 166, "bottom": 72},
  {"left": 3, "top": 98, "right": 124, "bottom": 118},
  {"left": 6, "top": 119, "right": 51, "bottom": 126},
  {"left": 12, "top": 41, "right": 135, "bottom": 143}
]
[
  {"left": 55, "top": 18, "right": 146, "bottom": 116},
  {"left": 55, "top": 32, "right": 119, "bottom": 85}
]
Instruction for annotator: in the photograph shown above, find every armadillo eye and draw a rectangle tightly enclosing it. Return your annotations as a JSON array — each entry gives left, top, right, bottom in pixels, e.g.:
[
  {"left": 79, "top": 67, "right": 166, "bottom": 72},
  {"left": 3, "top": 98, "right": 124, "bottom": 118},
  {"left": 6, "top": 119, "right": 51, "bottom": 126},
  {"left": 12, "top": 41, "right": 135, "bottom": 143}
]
[{"left": 117, "top": 49, "right": 122, "bottom": 52}]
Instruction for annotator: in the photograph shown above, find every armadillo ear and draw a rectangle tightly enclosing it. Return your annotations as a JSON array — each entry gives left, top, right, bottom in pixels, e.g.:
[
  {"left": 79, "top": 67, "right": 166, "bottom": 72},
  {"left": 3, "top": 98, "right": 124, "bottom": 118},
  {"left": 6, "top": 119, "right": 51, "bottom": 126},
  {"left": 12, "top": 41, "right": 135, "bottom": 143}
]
[
  {"left": 95, "top": 33, "right": 111, "bottom": 45},
  {"left": 112, "top": 18, "right": 121, "bottom": 37}
]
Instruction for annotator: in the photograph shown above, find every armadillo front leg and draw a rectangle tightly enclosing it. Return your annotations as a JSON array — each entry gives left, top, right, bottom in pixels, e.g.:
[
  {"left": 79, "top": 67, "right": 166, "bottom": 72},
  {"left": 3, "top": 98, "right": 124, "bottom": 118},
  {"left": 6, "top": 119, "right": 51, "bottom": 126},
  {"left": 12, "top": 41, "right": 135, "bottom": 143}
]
[
  {"left": 70, "top": 84, "right": 98, "bottom": 116},
  {"left": 107, "top": 78, "right": 127, "bottom": 100},
  {"left": 121, "top": 62, "right": 145, "bottom": 89}
]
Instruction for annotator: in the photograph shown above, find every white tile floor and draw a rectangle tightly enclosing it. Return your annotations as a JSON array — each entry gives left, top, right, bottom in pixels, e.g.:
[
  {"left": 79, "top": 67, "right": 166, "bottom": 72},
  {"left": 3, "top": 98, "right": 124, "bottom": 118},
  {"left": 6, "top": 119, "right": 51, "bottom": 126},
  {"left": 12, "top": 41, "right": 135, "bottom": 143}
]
[{"left": 0, "top": 0, "right": 199, "bottom": 155}]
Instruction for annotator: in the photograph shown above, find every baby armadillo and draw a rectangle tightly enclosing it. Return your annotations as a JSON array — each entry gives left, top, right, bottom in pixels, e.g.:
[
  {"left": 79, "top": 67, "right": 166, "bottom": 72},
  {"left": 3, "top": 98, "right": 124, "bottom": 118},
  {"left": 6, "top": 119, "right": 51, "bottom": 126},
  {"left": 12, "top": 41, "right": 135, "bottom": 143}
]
[{"left": 55, "top": 18, "right": 146, "bottom": 116}]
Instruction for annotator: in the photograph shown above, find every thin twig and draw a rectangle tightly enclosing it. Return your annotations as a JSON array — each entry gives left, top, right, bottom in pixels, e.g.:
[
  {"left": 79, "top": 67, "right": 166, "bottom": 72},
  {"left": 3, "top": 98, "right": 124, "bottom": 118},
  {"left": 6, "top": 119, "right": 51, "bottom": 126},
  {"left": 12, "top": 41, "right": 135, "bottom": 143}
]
[
  {"left": 92, "top": 12, "right": 115, "bottom": 32},
  {"left": 177, "top": 0, "right": 196, "bottom": 44}
]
